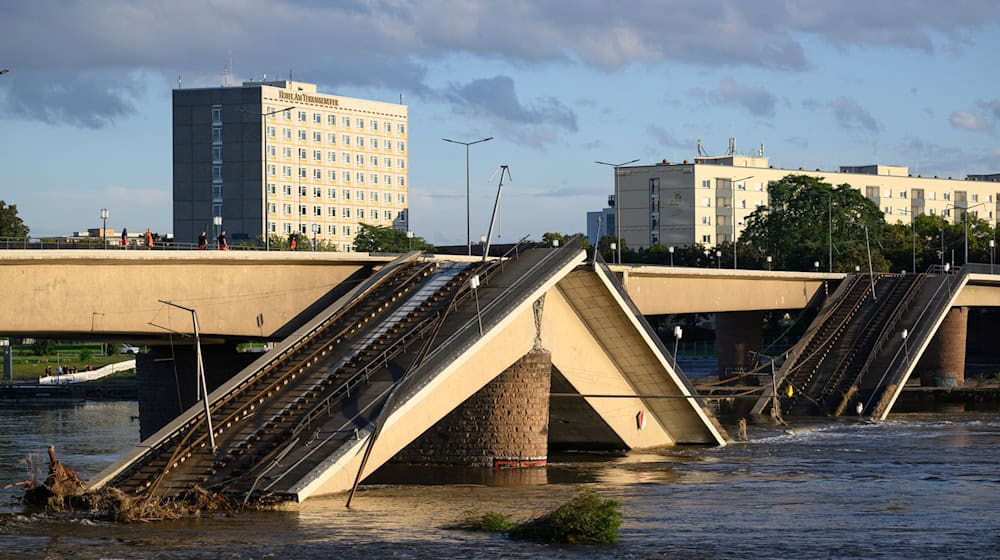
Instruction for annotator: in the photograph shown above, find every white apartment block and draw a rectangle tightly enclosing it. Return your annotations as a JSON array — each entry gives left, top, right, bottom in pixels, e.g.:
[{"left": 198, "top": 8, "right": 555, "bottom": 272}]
[{"left": 604, "top": 155, "right": 1000, "bottom": 249}]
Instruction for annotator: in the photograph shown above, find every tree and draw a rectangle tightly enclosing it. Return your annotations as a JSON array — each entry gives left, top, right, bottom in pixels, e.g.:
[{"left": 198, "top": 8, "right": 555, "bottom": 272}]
[
  {"left": 353, "top": 223, "right": 433, "bottom": 253},
  {"left": 741, "top": 175, "right": 886, "bottom": 272},
  {"left": 0, "top": 200, "right": 29, "bottom": 237}
]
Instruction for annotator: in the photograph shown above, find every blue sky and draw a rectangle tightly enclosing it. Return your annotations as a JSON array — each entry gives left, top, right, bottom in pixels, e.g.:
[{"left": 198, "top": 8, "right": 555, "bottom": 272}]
[{"left": 2, "top": 1, "right": 999, "bottom": 244}]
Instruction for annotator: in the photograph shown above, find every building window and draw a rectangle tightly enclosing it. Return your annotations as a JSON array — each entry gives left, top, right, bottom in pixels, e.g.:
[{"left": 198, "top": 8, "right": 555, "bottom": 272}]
[
  {"left": 313, "top": 113, "right": 321, "bottom": 124},
  {"left": 344, "top": 172, "right": 351, "bottom": 182},
  {"left": 299, "top": 167, "right": 307, "bottom": 178},
  {"left": 211, "top": 106, "right": 222, "bottom": 124},
  {"left": 313, "top": 150, "right": 322, "bottom": 161},
  {"left": 299, "top": 204, "right": 307, "bottom": 216},
  {"left": 283, "top": 109, "right": 291, "bottom": 120},
  {"left": 398, "top": 124, "right": 405, "bottom": 134},
  {"left": 343, "top": 226, "right": 351, "bottom": 236},
  {"left": 702, "top": 234, "right": 711, "bottom": 243},
  {"left": 358, "top": 174, "right": 365, "bottom": 183},
  {"left": 701, "top": 179, "right": 710, "bottom": 189},
  {"left": 313, "top": 131, "right": 321, "bottom": 142},
  {"left": 929, "top": 192, "right": 937, "bottom": 200},
  {"left": 283, "top": 204, "right": 292, "bottom": 215},
  {"left": 329, "top": 133, "right": 336, "bottom": 144},
  {"left": 701, "top": 216, "right": 711, "bottom": 225},
  {"left": 267, "top": 126, "right": 276, "bottom": 137},
  {"left": 344, "top": 208, "right": 351, "bottom": 218},
  {"left": 328, "top": 151, "right": 336, "bottom": 162},
  {"left": 298, "top": 111, "right": 306, "bottom": 122},
  {"left": 358, "top": 209, "right": 365, "bottom": 219},
  {"left": 972, "top": 193, "right": 979, "bottom": 203},
  {"left": 385, "top": 175, "right": 392, "bottom": 186},
  {"left": 283, "top": 185, "right": 292, "bottom": 195},
  {"left": 268, "top": 183, "right": 276, "bottom": 195},
  {"left": 314, "top": 205, "right": 322, "bottom": 217},
  {"left": 343, "top": 190, "right": 350, "bottom": 200},
  {"left": 300, "top": 223, "right": 308, "bottom": 234},
  {"left": 398, "top": 193, "right": 405, "bottom": 203},
  {"left": 371, "top": 156, "right": 378, "bottom": 166},
  {"left": 283, "top": 147, "right": 292, "bottom": 157},
  {"left": 212, "top": 183, "right": 222, "bottom": 199},
  {"left": 884, "top": 206, "right": 892, "bottom": 214},
  {"left": 299, "top": 185, "right": 307, "bottom": 196},
  {"left": 283, "top": 223, "right": 292, "bottom": 234},
  {"left": 328, "top": 207, "right": 336, "bottom": 217},
  {"left": 268, "top": 202, "right": 276, "bottom": 214},
  {"left": 943, "top": 192, "right": 951, "bottom": 201},
  {"left": 283, "top": 128, "right": 292, "bottom": 139},
  {"left": 385, "top": 210, "right": 392, "bottom": 221},
  {"left": 212, "top": 127, "right": 222, "bottom": 143},
  {"left": 212, "top": 166, "right": 222, "bottom": 180},
  {"left": 399, "top": 177, "right": 405, "bottom": 187},
  {"left": 901, "top": 191, "right": 908, "bottom": 199},
  {"left": 930, "top": 208, "right": 936, "bottom": 216},
  {"left": 328, "top": 224, "right": 337, "bottom": 236},
  {"left": 372, "top": 174, "right": 378, "bottom": 184},
  {"left": 343, "top": 135, "right": 350, "bottom": 146},
  {"left": 298, "top": 130, "right": 307, "bottom": 141},
  {"left": 328, "top": 188, "right": 336, "bottom": 198},
  {"left": 328, "top": 114, "right": 336, "bottom": 126},
  {"left": 357, "top": 137, "right": 364, "bottom": 148},
  {"left": 398, "top": 159, "right": 406, "bottom": 169},
  {"left": 212, "top": 146, "right": 222, "bottom": 163},
  {"left": 356, "top": 154, "right": 364, "bottom": 165},
  {"left": 702, "top": 197, "right": 711, "bottom": 208},
  {"left": 357, "top": 119, "right": 364, "bottom": 129},
  {"left": 313, "top": 187, "right": 322, "bottom": 197}
]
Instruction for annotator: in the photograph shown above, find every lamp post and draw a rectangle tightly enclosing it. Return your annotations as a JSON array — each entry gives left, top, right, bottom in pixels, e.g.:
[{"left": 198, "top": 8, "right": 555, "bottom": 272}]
[
  {"left": 245, "top": 105, "right": 294, "bottom": 251},
  {"left": 847, "top": 219, "right": 876, "bottom": 299},
  {"left": 443, "top": 136, "right": 493, "bottom": 256},
  {"left": 596, "top": 158, "right": 640, "bottom": 265},
  {"left": 668, "top": 246, "right": 674, "bottom": 267},
  {"left": 672, "top": 325, "right": 683, "bottom": 370},
  {"left": 991, "top": 239, "right": 995, "bottom": 274},
  {"left": 100, "top": 208, "right": 109, "bottom": 248},
  {"left": 407, "top": 230, "right": 414, "bottom": 252},
  {"left": 962, "top": 201, "right": 988, "bottom": 265},
  {"left": 312, "top": 223, "right": 320, "bottom": 251},
  {"left": 213, "top": 215, "right": 222, "bottom": 249},
  {"left": 716, "top": 250, "right": 722, "bottom": 269},
  {"left": 766, "top": 255, "right": 772, "bottom": 271}
]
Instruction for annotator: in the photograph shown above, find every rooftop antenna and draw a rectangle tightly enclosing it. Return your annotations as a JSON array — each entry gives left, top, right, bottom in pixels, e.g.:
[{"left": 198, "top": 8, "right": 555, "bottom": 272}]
[
  {"left": 697, "top": 138, "right": 705, "bottom": 157},
  {"left": 289, "top": 69, "right": 293, "bottom": 81},
  {"left": 399, "top": 92, "right": 403, "bottom": 105},
  {"left": 177, "top": 75, "right": 182, "bottom": 89},
  {"left": 759, "top": 142, "right": 765, "bottom": 157},
  {"left": 728, "top": 136, "right": 736, "bottom": 156}
]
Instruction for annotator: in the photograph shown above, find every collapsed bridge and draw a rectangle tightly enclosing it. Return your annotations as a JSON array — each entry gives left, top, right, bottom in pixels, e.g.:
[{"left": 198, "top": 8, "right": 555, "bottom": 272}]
[{"left": 88, "top": 238, "right": 726, "bottom": 504}]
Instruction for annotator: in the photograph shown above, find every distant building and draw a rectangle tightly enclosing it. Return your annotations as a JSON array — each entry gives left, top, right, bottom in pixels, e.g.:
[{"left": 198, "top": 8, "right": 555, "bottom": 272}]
[
  {"left": 591, "top": 154, "right": 1000, "bottom": 249},
  {"left": 172, "top": 80, "right": 409, "bottom": 250},
  {"left": 586, "top": 205, "right": 615, "bottom": 246}
]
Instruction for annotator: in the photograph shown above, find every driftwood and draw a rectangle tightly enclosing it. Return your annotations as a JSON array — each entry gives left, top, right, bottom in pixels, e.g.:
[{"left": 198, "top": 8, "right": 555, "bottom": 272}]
[{"left": 17, "top": 445, "right": 240, "bottom": 522}]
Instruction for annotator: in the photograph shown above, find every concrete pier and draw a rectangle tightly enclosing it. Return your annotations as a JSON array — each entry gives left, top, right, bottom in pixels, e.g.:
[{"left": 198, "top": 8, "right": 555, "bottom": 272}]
[
  {"left": 715, "top": 311, "right": 763, "bottom": 379},
  {"left": 917, "top": 307, "right": 968, "bottom": 388}
]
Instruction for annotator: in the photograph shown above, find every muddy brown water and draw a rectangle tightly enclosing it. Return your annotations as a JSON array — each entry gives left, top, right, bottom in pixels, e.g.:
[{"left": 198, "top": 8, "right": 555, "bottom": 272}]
[{"left": 2, "top": 401, "right": 999, "bottom": 559}]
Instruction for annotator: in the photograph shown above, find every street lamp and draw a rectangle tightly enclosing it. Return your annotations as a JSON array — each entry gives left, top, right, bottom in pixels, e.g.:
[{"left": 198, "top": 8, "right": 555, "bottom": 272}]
[
  {"left": 716, "top": 250, "right": 722, "bottom": 269},
  {"left": 213, "top": 215, "right": 222, "bottom": 249},
  {"left": 100, "top": 208, "right": 109, "bottom": 248},
  {"left": 245, "top": 104, "right": 294, "bottom": 251},
  {"left": 962, "top": 201, "right": 988, "bottom": 265},
  {"left": 846, "top": 219, "right": 876, "bottom": 299},
  {"left": 596, "top": 158, "right": 640, "bottom": 265},
  {"left": 443, "top": 136, "right": 493, "bottom": 256},
  {"left": 672, "top": 325, "right": 683, "bottom": 370},
  {"left": 668, "top": 246, "right": 674, "bottom": 267},
  {"left": 990, "top": 239, "right": 995, "bottom": 274},
  {"left": 407, "top": 230, "right": 414, "bottom": 252},
  {"left": 766, "top": 255, "right": 772, "bottom": 271},
  {"left": 312, "top": 223, "right": 320, "bottom": 251}
]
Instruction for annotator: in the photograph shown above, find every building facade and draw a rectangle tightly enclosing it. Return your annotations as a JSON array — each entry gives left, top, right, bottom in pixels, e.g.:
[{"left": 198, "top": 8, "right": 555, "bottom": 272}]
[
  {"left": 598, "top": 155, "right": 1000, "bottom": 249},
  {"left": 173, "top": 80, "right": 408, "bottom": 249}
]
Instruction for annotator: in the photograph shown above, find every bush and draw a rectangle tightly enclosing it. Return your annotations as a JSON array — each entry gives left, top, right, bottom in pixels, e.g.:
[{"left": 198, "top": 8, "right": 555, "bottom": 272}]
[
  {"left": 508, "top": 489, "right": 621, "bottom": 544},
  {"left": 447, "top": 511, "right": 516, "bottom": 533},
  {"left": 31, "top": 339, "right": 56, "bottom": 356},
  {"left": 79, "top": 348, "right": 93, "bottom": 362}
]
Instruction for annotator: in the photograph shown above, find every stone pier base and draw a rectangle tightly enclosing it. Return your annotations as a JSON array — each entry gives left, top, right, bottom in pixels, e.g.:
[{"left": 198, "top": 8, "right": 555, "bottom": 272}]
[
  {"left": 715, "top": 311, "right": 763, "bottom": 379},
  {"left": 917, "top": 307, "right": 968, "bottom": 387},
  {"left": 394, "top": 349, "right": 552, "bottom": 468}
]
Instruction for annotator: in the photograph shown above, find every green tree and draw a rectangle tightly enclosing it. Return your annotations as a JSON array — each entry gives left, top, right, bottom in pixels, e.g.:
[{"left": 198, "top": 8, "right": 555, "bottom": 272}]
[
  {"left": 31, "top": 339, "right": 56, "bottom": 356},
  {"left": 0, "top": 200, "right": 29, "bottom": 237},
  {"left": 741, "top": 175, "right": 886, "bottom": 272},
  {"left": 353, "top": 223, "right": 433, "bottom": 253}
]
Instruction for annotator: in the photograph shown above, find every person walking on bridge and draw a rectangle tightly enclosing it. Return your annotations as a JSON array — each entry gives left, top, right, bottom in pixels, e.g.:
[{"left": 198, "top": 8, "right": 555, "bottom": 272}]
[
  {"left": 198, "top": 231, "right": 207, "bottom": 250},
  {"left": 218, "top": 230, "right": 228, "bottom": 250},
  {"left": 145, "top": 228, "right": 153, "bottom": 249},
  {"left": 289, "top": 232, "right": 297, "bottom": 250},
  {"left": 120, "top": 228, "right": 128, "bottom": 249}
]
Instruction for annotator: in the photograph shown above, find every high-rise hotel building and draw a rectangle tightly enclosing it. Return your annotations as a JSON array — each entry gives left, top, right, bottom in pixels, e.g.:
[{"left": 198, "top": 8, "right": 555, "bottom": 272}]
[{"left": 173, "top": 80, "right": 408, "bottom": 250}]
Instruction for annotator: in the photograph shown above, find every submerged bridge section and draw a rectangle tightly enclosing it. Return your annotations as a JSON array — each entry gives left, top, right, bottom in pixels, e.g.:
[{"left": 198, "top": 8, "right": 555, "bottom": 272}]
[
  {"left": 89, "top": 240, "right": 725, "bottom": 504},
  {"left": 754, "top": 267, "right": 969, "bottom": 420}
]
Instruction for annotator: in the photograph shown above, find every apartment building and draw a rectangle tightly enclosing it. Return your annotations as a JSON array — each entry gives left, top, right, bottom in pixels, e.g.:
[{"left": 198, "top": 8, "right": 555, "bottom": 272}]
[
  {"left": 597, "top": 155, "right": 1000, "bottom": 249},
  {"left": 173, "top": 80, "right": 408, "bottom": 250}
]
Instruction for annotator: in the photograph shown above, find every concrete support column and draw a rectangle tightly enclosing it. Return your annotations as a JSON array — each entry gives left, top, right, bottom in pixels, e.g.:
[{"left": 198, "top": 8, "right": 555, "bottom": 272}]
[
  {"left": 715, "top": 311, "right": 764, "bottom": 379},
  {"left": 137, "top": 345, "right": 258, "bottom": 440},
  {"left": 917, "top": 306, "right": 968, "bottom": 388},
  {"left": 395, "top": 349, "right": 552, "bottom": 468}
]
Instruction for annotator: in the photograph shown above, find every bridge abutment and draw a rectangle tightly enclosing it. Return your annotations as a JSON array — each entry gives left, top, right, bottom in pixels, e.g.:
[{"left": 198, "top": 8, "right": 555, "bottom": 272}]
[
  {"left": 715, "top": 311, "right": 763, "bottom": 379},
  {"left": 917, "top": 306, "right": 968, "bottom": 388},
  {"left": 393, "top": 349, "right": 552, "bottom": 468},
  {"left": 137, "top": 345, "right": 258, "bottom": 440}
]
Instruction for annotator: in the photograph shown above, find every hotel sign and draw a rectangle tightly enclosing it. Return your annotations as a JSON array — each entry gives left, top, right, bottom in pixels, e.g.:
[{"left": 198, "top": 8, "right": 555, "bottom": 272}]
[{"left": 279, "top": 90, "right": 339, "bottom": 107}]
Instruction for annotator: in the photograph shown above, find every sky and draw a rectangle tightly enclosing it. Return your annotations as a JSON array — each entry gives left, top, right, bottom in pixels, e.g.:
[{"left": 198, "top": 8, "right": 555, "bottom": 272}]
[{"left": 2, "top": 1, "right": 1000, "bottom": 244}]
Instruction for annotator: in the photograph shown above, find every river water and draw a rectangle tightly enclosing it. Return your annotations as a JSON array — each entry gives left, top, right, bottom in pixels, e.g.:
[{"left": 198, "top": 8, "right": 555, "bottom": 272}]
[{"left": 2, "top": 401, "right": 999, "bottom": 559}]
